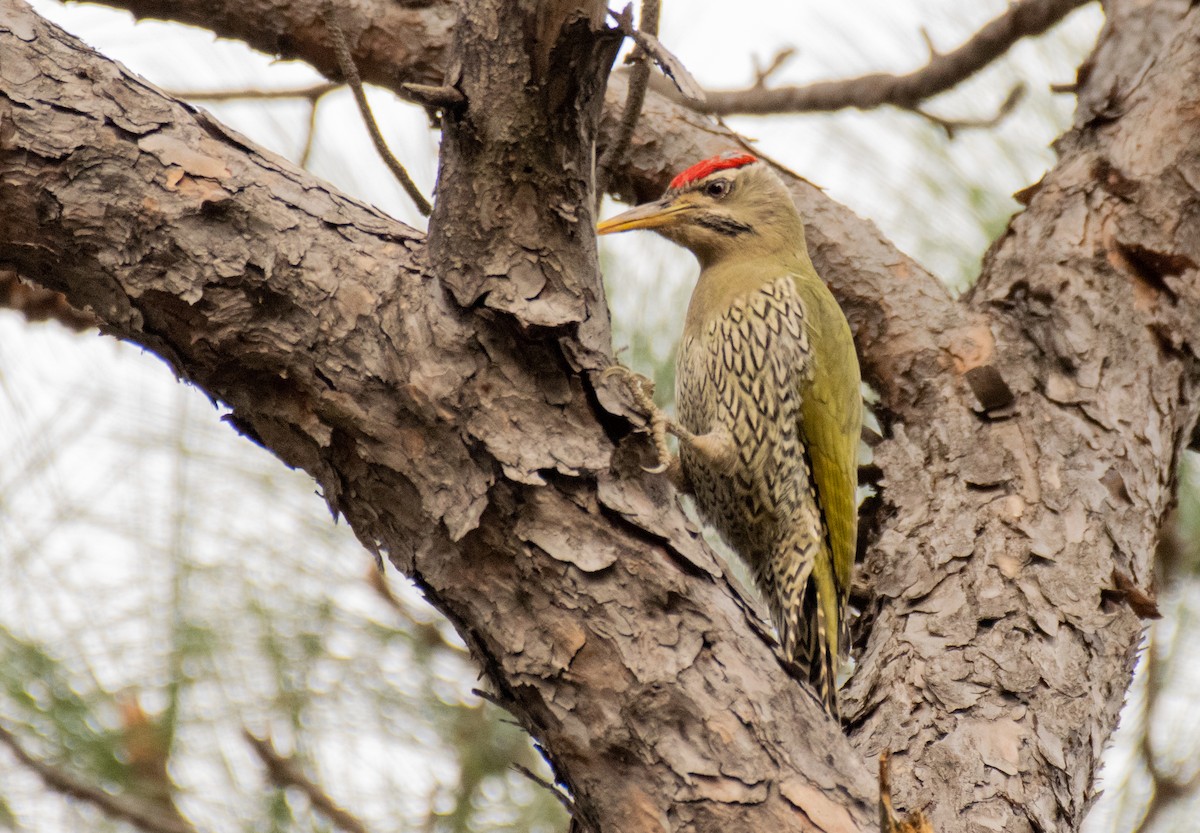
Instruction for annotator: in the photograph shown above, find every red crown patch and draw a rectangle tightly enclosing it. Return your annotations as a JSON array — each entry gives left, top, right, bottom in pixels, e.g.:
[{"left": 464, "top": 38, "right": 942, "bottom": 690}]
[{"left": 669, "top": 153, "right": 758, "bottom": 190}]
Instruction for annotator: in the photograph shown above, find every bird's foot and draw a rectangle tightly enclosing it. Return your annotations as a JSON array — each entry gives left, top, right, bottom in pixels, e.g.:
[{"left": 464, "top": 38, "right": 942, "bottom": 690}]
[{"left": 602, "top": 365, "right": 676, "bottom": 474}]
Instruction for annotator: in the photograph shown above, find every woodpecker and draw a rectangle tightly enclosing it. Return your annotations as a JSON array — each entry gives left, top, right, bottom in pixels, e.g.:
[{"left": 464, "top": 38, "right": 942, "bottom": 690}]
[{"left": 599, "top": 153, "right": 861, "bottom": 716}]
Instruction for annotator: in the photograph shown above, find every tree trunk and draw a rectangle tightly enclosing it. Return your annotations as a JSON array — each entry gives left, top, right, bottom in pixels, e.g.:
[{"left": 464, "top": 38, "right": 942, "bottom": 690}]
[{"left": 2, "top": 0, "right": 1199, "bottom": 831}]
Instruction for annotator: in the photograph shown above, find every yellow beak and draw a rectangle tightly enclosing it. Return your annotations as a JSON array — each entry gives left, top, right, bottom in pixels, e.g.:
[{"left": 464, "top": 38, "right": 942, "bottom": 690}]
[{"left": 596, "top": 198, "right": 691, "bottom": 235}]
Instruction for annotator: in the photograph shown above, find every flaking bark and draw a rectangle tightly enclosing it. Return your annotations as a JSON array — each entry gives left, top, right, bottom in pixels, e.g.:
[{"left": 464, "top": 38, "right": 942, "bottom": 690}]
[
  {"left": 3, "top": 0, "right": 1200, "bottom": 831},
  {"left": 0, "top": 2, "right": 874, "bottom": 831}
]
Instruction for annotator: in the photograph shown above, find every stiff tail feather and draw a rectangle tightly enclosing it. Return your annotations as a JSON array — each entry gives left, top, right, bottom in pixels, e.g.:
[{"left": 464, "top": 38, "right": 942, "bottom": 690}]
[
  {"left": 807, "top": 581, "right": 840, "bottom": 718},
  {"left": 759, "top": 544, "right": 841, "bottom": 718}
]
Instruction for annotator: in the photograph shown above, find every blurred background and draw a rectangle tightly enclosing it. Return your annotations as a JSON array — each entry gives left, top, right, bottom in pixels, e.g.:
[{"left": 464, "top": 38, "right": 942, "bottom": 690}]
[{"left": 2, "top": 1, "right": 1197, "bottom": 831}]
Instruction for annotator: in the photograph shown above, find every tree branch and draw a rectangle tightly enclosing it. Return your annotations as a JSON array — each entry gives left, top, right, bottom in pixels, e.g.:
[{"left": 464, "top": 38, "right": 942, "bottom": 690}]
[
  {"left": 244, "top": 731, "right": 374, "bottom": 833},
  {"left": 596, "top": 0, "right": 661, "bottom": 193},
  {"left": 92, "top": 0, "right": 455, "bottom": 94},
  {"left": 7, "top": 2, "right": 1200, "bottom": 832},
  {"left": 846, "top": 2, "right": 1200, "bottom": 830},
  {"left": 0, "top": 4, "right": 879, "bottom": 830},
  {"left": 679, "top": 0, "right": 1094, "bottom": 116},
  {"left": 0, "top": 722, "right": 195, "bottom": 833},
  {"left": 80, "top": 0, "right": 967, "bottom": 408}
]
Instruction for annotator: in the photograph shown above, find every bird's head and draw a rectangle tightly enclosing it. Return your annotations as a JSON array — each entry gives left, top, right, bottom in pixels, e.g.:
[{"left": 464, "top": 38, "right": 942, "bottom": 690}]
[{"left": 597, "top": 153, "right": 807, "bottom": 267}]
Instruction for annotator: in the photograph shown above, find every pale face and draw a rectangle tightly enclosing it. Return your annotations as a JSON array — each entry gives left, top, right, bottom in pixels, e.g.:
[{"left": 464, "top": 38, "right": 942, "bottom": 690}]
[{"left": 598, "top": 162, "right": 807, "bottom": 267}]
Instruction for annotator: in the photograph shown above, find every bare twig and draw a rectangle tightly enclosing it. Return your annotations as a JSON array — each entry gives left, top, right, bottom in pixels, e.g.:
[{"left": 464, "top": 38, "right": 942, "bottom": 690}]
[
  {"left": 300, "top": 95, "right": 322, "bottom": 168},
  {"left": 712, "top": 117, "right": 805, "bottom": 183},
  {"left": 751, "top": 47, "right": 796, "bottom": 89},
  {"left": 401, "top": 82, "right": 465, "bottom": 109},
  {"left": 511, "top": 762, "right": 575, "bottom": 812},
  {"left": 243, "top": 730, "right": 374, "bottom": 833},
  {"left": 677, "top": 0, "right": 1093, "bottom": 116},
  {"left": 912, "top": 83, "right": 1027, "bottom": 138},
  {"left": 607, "top": 6, "right": 704, "bottom": 104},
  {"left": 597, "top": 0, "right": 661, "bottom": 193},
  {"left": 322, "top": 7, "right": 432, "bottom": 216},
  {"left": 0, "top": 722, "right": 195, "bottom": 833},
  {"left": 918, "top": 27, "right": 941, "bottom": 61},
  {"left": 367, "top": 567, "right": 466, "bottom": 655},
  {"left": 167, "top": 83, "right": 339, "bottom": 102},
  {"left": 469, "top": 686, "right": 526, "bottom": 721}
]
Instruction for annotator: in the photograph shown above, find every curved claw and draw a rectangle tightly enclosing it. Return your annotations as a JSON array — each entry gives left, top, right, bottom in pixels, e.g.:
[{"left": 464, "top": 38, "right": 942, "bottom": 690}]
[
  {"left": 604, "top": 364, "right": 676, "bottom": 474},
  {"left": 603, "top": 366, "right": 658, "bottom": 416},
  {"left": 602, "top": 364, "right": 646, "bottom": 387}
]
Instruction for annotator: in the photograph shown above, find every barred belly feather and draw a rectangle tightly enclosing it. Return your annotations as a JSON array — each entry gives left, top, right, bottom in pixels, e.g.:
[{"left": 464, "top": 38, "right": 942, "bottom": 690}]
[{"left": 676, "top": 276, "right": 837, "bottom": 710}]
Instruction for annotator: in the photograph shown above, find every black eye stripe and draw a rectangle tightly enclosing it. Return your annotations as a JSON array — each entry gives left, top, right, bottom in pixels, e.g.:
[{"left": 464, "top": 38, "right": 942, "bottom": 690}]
[{"left": 696, "top": 215, "right": 752, "bottom": 236}]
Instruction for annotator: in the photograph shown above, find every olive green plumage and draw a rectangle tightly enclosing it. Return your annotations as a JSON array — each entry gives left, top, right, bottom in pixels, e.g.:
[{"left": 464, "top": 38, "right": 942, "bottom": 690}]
[{"left": 599, "top": 156, "right": 861, "bottom": 716}]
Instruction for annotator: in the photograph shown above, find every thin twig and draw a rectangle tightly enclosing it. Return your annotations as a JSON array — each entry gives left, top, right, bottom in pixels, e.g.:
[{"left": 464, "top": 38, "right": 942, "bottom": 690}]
[
  {"left": 300, "top": 95, "right": 322, "bottom": 168},
  {"left": 401, "top": 82, "right": 465, "bottom": 109},
  {"left": 243, "top": 730, "right": 374, "bottom": 833},
  {"left": 322, "top": 7, "right": 432, "bottom": 216},
  {"left": 166, "top": 83, "right": 339, "bottom": 102},
  {"left": 751, "top": 47, "right": 796, "bottom": 89},
  {"left": 0, "top": 722, "right": 195, "bottom": 833},
  {"left": 368, "top": 567, "right": 465, "bottom": 654},
  {"left": 713, "top": 116, "right": 805, "bottom": 184},
  {"left": 597, "top": 0, "right": 661, "bottom": 193},
  {"left": 469, "top": 686, "right": 523, "bottom": 718},
  {"left": 911, "top": 83, "right": 1027, "bottom": 139},
  {"left": 918, "top": 27, "right": 941, "bottom": 61},
  {"left": 678, "top": 0, "right": 1093, "bottom": 116},
  {"left": 510, "top": 763, "right": 575, "bottom": 812},
  {"left": 607, "top": 7, "right": 704, "bottom": 104}
]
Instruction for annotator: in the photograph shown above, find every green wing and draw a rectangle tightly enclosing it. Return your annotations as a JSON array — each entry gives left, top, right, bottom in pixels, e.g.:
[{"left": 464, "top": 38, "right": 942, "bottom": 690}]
[{"left": 793, "top": 270, "right": 861, "bottom": 660}]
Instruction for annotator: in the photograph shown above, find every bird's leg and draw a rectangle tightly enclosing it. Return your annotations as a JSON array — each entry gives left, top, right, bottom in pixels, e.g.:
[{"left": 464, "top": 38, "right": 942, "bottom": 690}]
[
  {"left": 603, "top": 366, "right": 738, "bottom": 479},
  {"left": 685, "top": 426, "right": 739, "bottom": 476}
]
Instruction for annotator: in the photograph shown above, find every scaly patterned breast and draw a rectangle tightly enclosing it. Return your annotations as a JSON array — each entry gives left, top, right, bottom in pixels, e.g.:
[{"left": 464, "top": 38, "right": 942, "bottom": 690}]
[{"left": 676, "top": 276, "right": 815, "bottom": 570}]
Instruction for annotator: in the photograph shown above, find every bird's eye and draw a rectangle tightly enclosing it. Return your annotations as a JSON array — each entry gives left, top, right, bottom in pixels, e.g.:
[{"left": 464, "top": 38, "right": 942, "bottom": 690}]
[{"left": 704, "top": 180, "right": 730, "bottom": 198}]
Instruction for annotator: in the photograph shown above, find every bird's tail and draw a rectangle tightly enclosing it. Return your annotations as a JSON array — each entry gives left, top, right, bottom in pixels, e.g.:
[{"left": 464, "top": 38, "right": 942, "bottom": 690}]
[{"left": 761, "top": 541, "right": 841, "bottom": 718}]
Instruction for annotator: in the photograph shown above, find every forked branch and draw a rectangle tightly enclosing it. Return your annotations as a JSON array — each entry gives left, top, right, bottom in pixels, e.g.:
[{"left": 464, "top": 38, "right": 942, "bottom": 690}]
[{"left": 674, "top": 0, "right": 1092, "bottom": 116}]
